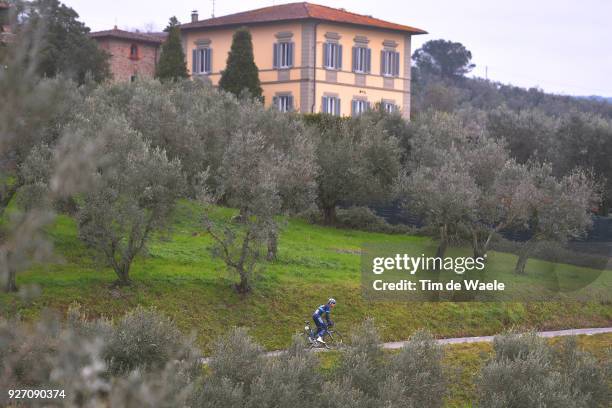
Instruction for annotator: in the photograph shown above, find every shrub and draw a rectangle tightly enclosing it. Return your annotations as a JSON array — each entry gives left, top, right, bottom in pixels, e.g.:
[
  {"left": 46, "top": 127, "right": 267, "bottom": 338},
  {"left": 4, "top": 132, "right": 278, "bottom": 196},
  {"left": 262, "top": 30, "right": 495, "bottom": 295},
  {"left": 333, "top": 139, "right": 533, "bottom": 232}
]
[
  {"left": 318, "top": 380, "right": 366, "bottom": 408},
  {"left": 554, "top": 337, "right": 611, "bottom": 408},
  {"left": 336, "top": 206, "right": 388, "bottom": 231},
  {"left": 476, "top": 331, "right": 610, "bottom": 408},
  {"left": 246, "top": 336, "right": 322, "bottom": 407},
  {"left": 338, "top": 318, "right": 384, "bottom": 401},
  {"left": 387, "top": 330, "right": 447, "bottom": 408},
  {"left": 103, "top": 307, "right": 197, "bottom": 375},
  {"left": 193, "top": 377, "right": 245, "bottom": 408},
  {"left": 208, "top": 327, "right": 264, "bottom": 392}
]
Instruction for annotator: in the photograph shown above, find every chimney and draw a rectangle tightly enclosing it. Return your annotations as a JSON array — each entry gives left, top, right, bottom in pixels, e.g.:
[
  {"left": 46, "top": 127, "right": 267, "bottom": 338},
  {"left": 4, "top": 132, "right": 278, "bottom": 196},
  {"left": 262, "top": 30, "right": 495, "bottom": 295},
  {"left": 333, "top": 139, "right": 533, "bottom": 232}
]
[{"left": 191, "top": 10, "right": 198, "bottom": 23}]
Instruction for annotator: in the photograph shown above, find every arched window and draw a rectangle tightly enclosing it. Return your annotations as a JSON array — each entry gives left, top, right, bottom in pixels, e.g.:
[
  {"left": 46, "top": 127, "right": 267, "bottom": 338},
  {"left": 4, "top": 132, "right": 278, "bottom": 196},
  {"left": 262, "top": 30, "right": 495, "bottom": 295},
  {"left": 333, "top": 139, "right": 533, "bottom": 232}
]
[{"left": 130, "top": 44, "right": 139, "bottom": 59}]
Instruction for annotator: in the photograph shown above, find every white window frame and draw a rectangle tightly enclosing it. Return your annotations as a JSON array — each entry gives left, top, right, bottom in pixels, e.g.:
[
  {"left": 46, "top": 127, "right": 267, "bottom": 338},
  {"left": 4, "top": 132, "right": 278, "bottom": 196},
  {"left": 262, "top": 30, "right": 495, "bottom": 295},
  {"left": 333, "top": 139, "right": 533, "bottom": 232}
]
[
  {"left": 382, "top": 101, "right": 397, "bottom": 113},
  {"left": 323, "top": 42, "right": 342, "bottom": 70},
  {"left": 322, "top": 96, "right": 341, "bottom": 116},
  {"left": 381, "top": 50, "right": 400, "bottom": 77},
  {"left": 352, "top": 99, "right": 369, "bottom": 116},
  {"left": 274, "top": 42, "right": 294, "bottom": 69},
  {"left": 353, "top": 46, "right": 370, "bottom": 74},
  {"left": 275, "top": 95, "right": 293, "bottom": 113},
  {"left": 192, "top": 47, "right": 212, "bottom": 74}
]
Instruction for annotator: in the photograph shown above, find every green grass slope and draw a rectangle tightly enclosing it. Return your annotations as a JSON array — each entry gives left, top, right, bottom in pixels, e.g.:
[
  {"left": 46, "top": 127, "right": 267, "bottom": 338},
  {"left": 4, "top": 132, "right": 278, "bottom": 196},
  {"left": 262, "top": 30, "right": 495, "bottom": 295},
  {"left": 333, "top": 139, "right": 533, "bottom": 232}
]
[{"left": 1, "top": 200, "right": 610, "bottom": 352}]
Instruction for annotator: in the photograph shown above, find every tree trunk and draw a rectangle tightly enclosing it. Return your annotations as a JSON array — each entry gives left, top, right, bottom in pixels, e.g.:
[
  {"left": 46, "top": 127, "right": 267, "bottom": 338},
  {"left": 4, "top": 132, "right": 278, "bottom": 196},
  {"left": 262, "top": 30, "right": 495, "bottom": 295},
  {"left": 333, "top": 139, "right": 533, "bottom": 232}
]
[
  {"left": 435, "top": 225, "right": 448, "bottom": 258},
  {"left": 472, "top": 230, "right": 492, "bottom": 260},
  {"left": 514, "top": 242, "right": 533, "bottom": 275},
  {"left": 235, "top": 269, "right": 251, "bottom": 293},
  {"left": 0, "top": 184, "right": 18, "bottom": 220},
  {"left": 266, "top": 230, "right": 278, "bottom": 261},
  {"left": 323, "top": 206, "right": 336, "bottom": 226},
  {"left": 113, "top": 264, "right": 132, "bottom": 286},
  {"left": 599, "top": 199, "right": 610, "bottom": 216},
  {"left": 4, "top": 268, "right": 17, "bottom": 292}
]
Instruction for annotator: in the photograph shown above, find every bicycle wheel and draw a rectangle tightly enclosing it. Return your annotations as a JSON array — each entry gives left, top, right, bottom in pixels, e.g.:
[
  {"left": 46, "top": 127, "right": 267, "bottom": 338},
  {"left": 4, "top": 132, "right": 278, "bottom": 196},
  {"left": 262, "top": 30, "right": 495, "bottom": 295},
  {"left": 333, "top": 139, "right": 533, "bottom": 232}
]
[{"left": 324, "top": 329, "right": 343, "bottom": 348}]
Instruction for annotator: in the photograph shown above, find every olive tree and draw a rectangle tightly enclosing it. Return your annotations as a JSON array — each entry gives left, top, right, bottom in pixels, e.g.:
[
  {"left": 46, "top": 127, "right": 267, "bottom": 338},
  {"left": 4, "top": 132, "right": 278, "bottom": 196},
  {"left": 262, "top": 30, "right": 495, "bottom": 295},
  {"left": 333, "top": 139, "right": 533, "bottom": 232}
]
[
  {"left": 213, "top": 104, "right": 317, "bottom": 262},
  {"left": 312, "top": 116, "right": 401, "bottom": 225},
  {"left": 0, "top": 9, "right": 85, "bottom": 292},
  {"left": 76, "top": 115, "right": 184, "bottom": 286},
  {"left": 397, "top": 151, "right": 478, "bottom": 258},
  {"left": 203, "top": 129, "right": 284, "bottom": 293},
  {"left": 512, "top": 164, "right": 599, "bottom": 274},
  {"left": 395, "top": 111, "right": 480, "bottom": 258},
  {"left": 486, "top": 106, "right": 558, "bottom": 164},
  {"left": 555, "top": 112, "right": 612, "bottom": 214}
]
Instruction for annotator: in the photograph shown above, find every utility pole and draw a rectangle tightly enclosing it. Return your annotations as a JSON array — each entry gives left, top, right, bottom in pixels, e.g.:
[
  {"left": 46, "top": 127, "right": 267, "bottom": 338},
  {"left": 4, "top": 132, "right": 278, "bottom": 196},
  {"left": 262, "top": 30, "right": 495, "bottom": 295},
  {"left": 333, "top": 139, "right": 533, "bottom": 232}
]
[
  {"left": 211, "top": 0, "right": 215, "bottom": 18},
  {"left": 485, "top": 65, "right": 488, "bottom": 80}
]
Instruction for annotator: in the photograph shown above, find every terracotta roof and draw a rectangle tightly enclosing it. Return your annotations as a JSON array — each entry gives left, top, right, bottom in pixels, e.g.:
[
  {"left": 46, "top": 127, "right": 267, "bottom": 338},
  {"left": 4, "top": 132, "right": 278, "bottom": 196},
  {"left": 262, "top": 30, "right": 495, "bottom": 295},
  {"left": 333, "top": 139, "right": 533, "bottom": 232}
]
[
  {"left": 0, "top": 2, "right": 9, "bottom": 10},
  {"left": 89, "top": 28, "right": 167, "bottom": 45},
  {"left": 180, "top": 2, "right": 427, "bottom": 34}
]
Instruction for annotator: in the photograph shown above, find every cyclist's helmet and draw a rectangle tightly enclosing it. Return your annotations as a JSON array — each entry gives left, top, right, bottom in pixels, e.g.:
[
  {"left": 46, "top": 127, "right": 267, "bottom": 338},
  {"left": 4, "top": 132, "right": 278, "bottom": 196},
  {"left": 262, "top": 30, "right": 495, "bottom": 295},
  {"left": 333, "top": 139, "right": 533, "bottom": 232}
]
[{"left": 328, "top": 298, "right": 337, "bottom": 305}]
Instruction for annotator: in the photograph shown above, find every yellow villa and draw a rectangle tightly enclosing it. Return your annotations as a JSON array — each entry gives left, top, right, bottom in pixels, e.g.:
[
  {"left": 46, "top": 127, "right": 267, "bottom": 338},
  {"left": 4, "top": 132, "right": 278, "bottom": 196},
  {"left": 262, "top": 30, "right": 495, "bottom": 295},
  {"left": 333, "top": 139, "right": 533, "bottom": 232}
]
[{"left": 180, "top": 2, "right": 426, "bottom": 119}]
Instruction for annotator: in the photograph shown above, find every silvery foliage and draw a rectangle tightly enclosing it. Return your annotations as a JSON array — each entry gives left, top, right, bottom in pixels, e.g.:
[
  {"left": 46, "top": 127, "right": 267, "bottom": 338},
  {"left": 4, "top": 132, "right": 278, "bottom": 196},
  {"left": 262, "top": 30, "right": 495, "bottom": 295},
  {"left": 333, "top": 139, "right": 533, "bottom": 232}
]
[
  {"left": 395, "top": 111, "right": 480, "bottom": 256},
  {"left": 202, "top": 105, "right": 317, "bottom": 288},
  {"left": 0, "top": 306, "right": 201, "bottom": 407},
  {"left": 246, "top": 335, "right": 322, "bottom": 408},
  {"left": 486, "top": 106, "right": 559, "bottom": 164},
  {"left": 0, "top": 8, "right": 92, "bottom": 293},
  {"left": 103, "top": 306, "right": 201, "bottom": 376},
  {"left": 337, "top": 318, "right": 385, "bottom": 406},
  {"left": 555, "top": 112, "right": 612, "bottom": 210},
  {"left": 385, "top": 330, "right": 447, "bottom": 408},
  {"left": 396, "top": 110, "right": 599, "bottom": 260},
  {"left": 511, "top": 161, "right": 600, "bottom": 274},
  {"left": 477, "top": 331, "right": 610, "bottom": 408},
  {"left": 314, "top": 117, "right": 401, "bottom": 224},
  {"left": 85, "top": 80, "right": 318, "bottom": 211},
  {"left": 89, "top": 80, "right": 317, "bottom": 272},
  {"left": 196, "top": 334, "right": 322, "bottom": 408},
  {"left": 70, "top": 98, "right": 185, "bottom": 285}
]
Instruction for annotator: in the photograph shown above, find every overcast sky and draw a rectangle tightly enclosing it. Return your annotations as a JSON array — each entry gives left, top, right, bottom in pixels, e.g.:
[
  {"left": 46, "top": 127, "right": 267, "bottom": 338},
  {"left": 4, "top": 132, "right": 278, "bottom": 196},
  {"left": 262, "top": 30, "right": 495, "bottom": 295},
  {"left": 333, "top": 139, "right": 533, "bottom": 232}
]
[{"left": 63, "top": 0, "right": 612, "bottom": 97}]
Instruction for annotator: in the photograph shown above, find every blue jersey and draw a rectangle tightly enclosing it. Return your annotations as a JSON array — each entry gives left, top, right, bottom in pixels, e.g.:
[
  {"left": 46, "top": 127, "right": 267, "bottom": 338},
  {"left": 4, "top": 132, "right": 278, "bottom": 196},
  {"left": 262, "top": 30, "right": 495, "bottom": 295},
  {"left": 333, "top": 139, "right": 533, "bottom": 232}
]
[{"left": 313, "top": 304, "right": 331, "bottom": 323}]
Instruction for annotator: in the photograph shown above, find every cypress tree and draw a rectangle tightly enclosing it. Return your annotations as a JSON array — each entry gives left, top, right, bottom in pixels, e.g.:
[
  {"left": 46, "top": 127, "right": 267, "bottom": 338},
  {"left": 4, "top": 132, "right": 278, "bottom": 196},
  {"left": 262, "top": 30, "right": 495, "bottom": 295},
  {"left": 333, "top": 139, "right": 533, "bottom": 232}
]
[
  {"left": 219, "top": 27, "right": 262, "bottom": 99},
  {"left": 155, "top": 17, "right": 188, "bottom": 81}
]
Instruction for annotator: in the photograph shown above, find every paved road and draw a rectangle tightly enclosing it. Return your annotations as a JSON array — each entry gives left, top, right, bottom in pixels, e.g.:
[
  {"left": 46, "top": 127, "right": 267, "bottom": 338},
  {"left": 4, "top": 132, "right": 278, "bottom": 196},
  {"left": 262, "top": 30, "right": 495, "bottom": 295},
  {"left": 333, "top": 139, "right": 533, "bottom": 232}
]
[
  {"left": 383, "top": 326, "right": 612, "bottom": 349},
  {"left": 201, "top": 327, "right": 612, "bottom": 363}
]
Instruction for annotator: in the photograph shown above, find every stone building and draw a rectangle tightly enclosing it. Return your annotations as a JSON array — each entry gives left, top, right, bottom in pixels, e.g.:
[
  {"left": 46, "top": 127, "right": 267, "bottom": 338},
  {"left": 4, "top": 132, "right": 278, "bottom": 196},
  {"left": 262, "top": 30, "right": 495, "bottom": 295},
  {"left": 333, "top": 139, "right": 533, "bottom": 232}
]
[
  {"left": 180, "top": 2, "right": 426, "bottom": 119},
  {"left": 0, "top": 1, "right": 14, "bottom": 44},
  {"left": 90, "top": 27, "right": 167, "bottom": 82}
]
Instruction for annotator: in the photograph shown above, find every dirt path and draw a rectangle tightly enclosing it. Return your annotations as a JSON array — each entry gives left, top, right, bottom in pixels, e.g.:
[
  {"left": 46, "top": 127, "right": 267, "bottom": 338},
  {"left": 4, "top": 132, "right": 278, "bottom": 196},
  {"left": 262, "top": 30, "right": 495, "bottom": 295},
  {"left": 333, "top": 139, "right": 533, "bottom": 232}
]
[{"left": 201, "top": 327, "right": 612, "bottom": 363}]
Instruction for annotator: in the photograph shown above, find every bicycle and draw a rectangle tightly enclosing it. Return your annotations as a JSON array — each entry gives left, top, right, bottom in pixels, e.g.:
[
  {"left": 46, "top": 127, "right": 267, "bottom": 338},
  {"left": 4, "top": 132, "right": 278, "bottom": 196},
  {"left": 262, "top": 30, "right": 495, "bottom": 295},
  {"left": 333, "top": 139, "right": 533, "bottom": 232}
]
[{"left": 302, "top": 320, "right": 344, "bottom": 350}]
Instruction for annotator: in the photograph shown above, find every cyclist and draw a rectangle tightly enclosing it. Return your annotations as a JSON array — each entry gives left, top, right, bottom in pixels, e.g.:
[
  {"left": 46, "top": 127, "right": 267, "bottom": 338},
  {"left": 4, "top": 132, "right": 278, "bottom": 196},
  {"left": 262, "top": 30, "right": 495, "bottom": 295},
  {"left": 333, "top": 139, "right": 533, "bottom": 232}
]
[{"left": 312, "top": 298, "right": 336, "bottom": 344}]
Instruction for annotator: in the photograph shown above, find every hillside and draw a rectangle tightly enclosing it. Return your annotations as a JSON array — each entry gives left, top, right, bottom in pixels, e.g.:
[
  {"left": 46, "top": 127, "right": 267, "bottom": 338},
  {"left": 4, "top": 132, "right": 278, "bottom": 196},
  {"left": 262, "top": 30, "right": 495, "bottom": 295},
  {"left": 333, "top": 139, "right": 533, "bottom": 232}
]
[{"left": 2, "top": 200, "right": 610, "bottom": 352}]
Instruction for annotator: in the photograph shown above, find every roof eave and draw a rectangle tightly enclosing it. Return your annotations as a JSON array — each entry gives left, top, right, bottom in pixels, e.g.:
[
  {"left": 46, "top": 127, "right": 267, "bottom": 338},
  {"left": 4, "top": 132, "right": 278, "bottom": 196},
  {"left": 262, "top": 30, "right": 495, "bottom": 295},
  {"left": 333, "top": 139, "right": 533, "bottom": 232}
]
[
  {"left": 180, "top": 17, "right": 427, "bottom": 35},
  {"left": 90, "top": 33, "right": 164, "bottom": 45}
]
